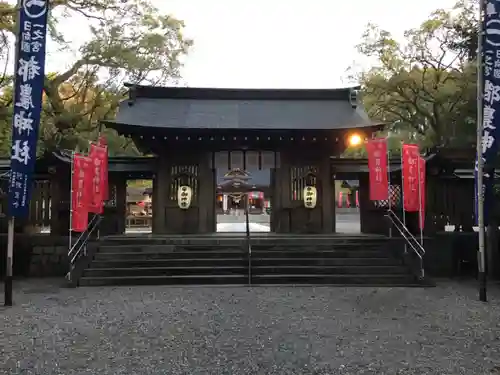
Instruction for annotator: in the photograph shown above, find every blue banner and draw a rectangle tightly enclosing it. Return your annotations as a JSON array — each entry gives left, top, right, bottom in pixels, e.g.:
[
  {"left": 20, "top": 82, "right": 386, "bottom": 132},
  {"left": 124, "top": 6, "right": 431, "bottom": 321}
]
[
  {"left": 8, "top": 0, "right": 48, "bottom": 218},
  {"left": 475, "top": 0, "right": 500, "bottom": 225}
]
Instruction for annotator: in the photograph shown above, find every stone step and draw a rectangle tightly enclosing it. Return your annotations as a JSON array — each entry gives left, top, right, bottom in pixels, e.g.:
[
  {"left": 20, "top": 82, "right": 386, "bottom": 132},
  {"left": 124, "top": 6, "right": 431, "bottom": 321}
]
[
  {"left": 250, "top": 274, "right": 418, "bottom": 285},
  {"left": 89, "top": 257, "right": 398, "bottom": 268},
  {"left": 97, "top": 244, "right": 243, "bottom": 253},
  {"left": 251, "top": 257, "right": 399, "bottom": 266},
  {"left": 248, "top": 245, "right": 386, "bottom": 251},
  {"left": 97, "top": 242, "right": 386, "bottom": 253},
  {"left": 79, "top": 274, "right": 248, "bottom": 286},
  {"left": 97, "top": 246, "right": 244, "bottom": 254},
  {"left": 83, "top": 265, "right": 408, "bottom": 278},
  {"left": 83, "top": 266, "right": 248, "bottom": 277},
  {"left": 250, "top": 250, "right": 392, "bottom": 258},
  {"left": 93, "top": 249, "right": 391, "bottom": 261},
  {"left": 251, "top": 265, "right": 408, "bottom": 275},
  {"left": 90, "top": 258, "right": 248, "bottom": 268},
  {"left": 97, "top": 236, "right": 395, "bottom": 247},
  {"left": 94, "top": 251, "right": 246, "bottom": 260},
  {"left": 78, "top": 273, "right": 420, "bottom": 287},
  {"left": 98, "top": 237, "right": 245, "bottom": 246},
  {"left": 74, "top": 236, "right": 421, "bottom": 287},
  {"left": 250, "top": 242, "right": 387, "bottom": 250}
]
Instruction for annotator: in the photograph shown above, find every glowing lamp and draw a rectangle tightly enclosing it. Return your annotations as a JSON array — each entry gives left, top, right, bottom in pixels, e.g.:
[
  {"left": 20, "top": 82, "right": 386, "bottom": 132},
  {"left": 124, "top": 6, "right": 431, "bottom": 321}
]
[{"left": 347, "top": 134, "right": 362, "bottom": 147}]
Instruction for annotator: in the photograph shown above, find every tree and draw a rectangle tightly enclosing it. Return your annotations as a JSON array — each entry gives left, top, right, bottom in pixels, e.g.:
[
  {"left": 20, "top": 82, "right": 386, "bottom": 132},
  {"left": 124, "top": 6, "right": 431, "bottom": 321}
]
[
  {"left": 350, "top": 0, "right": 477, "bottom": 151},
  {"left": 0, "top": 76, "right": 13, "bottom": 156},
  {"left": 0, "top": 24, "right": 13, "bottom": 124},
  {"left": 446, "top": 0, "right": 478, "bottom": 61},
  {"left": 342, "top": 131, "right": 417, "bottom": 158},
  {"left": 0, "top": 72, "right": 141, "bottom": 157},
  {"left": 38, "top": 73, "right": 141, "bottom": 156},
  {"left": 0, "top": 0, "right": 193, "bottom": 152}
]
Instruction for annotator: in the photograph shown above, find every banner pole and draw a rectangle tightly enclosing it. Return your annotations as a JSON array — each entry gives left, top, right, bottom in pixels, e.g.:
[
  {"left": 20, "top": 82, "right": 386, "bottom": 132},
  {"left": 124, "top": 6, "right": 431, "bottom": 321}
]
[
  {"left": 476, "top": 0, "right": 487, "bottom": 302},
  {"left": 417, "top": 157, "right": 424, "bottom": 246},
  {"left": 69, "top": 152, "right": 74, "bottom": 254},
  {"left": 400, "top": 143, "right": 407, "bottom": 253},
  {"left": 5, "top": 0, "right": 22, "bottom": 307},
  {"left": 386, "top": 137, "right": 392, "bottom": 237},
  {"left": 4, "top": 217, "right": 15, "bottom": 306},
  {"left": 387, "top": 139, "right": 391, "bottom": 201}
]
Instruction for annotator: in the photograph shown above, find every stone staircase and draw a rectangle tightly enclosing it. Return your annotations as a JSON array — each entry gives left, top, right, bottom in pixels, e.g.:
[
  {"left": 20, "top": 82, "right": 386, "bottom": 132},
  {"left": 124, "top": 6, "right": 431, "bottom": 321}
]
[{"left": 77, "top": 235, "right": 430, "bottom": 287}]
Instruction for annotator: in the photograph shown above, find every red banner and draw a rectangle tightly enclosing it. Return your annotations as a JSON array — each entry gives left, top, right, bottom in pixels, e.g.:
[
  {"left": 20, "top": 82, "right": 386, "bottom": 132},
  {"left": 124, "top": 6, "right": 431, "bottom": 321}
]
[
  {"left": 71, "top": 154, "right": 92, "bottom": 232},
  {"left": 418, "top": 156, "right": 426, "bottom": 229},
  {"left": 366, "top": 138, "right": 389, "bottom": 201},
  {"left": 89, "top": 143, "right": 107, "bottom": 214},
  {"left": 98, "top": 135, "right": 109, "bottom": 200},
  {"left": 402, "top": 144, "right": 420, "bottom": 212}
]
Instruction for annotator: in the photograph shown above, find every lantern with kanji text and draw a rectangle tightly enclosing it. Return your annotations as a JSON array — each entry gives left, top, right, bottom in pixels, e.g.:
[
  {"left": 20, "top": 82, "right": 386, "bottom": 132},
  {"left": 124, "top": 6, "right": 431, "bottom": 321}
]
[
  {"left": 303, "top": 186, "right": 317, "bottom": 209},
  {"left": 177, "top": 186, "right": 192, "bottom": 209}
]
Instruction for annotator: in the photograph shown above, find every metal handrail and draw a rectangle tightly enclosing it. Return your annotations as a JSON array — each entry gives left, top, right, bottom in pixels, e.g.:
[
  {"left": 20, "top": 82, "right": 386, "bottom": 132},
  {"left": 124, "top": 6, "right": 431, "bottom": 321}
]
[
  {"left": 68, "top": 215, "right": 102, "bottom": 265},
  {"left": 389, "top": 216, "right": 423, "bottom": 258},
  {"left": 385, "top": 210, "right": 425, "bottom": 279},
  {"left": 387, "top": 209, "right": 425, "bottom": 256}
]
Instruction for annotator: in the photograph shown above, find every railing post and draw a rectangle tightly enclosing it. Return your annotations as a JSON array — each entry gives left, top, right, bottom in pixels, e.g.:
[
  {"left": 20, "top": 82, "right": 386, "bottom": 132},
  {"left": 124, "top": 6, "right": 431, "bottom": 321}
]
[
  {"left": 387, "top": 210, "right": 426, "bottom": 281},
  {"left": 419, "top": 257, "right": 425, "bottom": 280},
  {"left": 245, "top": 192, "right": 251, "bottom": 286},
  {"left": 67, "top": 215, "right": 102, "bottom": 277},
  {"left": 388, "top": 209, "right": 392, "bottom": 237}
]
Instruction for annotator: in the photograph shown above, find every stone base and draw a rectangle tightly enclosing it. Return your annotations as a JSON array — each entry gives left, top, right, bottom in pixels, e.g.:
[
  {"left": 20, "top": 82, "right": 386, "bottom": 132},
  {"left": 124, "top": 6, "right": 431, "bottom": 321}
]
[{"left": 0, "top": 235, "right": 70, "bottom": 278}]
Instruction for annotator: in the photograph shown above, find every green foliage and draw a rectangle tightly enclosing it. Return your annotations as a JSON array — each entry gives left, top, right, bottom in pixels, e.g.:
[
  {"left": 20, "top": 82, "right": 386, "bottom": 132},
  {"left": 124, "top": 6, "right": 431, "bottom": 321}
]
[
  {"left": 342, "top": 130, "right": 428, "bottom": 158},
  {"left": 0, "top": 0, "right": 193, "bottom": 157},
  {"left": 128, "top": 179, "right": 153, "bottom": 189},
  {"left": 350, "top": 0, "right": 477, "bottom": 151},
  {"left": 446, "top": 0, "right": 478, "bottom": 61}
]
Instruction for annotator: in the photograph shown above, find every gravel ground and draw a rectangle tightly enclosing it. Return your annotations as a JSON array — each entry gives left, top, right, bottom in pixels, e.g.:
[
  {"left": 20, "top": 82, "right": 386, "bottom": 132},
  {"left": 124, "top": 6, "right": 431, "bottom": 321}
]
[{"left": 1, "top": 280, "right": 500, "bottom": 375}]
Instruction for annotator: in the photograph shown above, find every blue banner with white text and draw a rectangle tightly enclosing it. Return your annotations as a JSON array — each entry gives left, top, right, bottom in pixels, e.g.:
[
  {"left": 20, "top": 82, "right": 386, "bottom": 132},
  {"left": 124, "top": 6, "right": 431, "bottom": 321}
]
[
  {"left": 475, "top": 0, "right": 500, "bottom": 225},
  {"left": 8, "top": 0, "right": 49, "bottom": 218}
]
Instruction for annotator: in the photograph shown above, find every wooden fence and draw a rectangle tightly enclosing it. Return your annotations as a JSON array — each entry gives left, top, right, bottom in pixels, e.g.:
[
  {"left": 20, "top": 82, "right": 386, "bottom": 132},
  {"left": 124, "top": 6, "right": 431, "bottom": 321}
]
[
  {"left": 0, "top": 179, "right": 51, "bottom": 229},
  {"left": 29, "top": 180, "right": 51, "bottom": 228}
]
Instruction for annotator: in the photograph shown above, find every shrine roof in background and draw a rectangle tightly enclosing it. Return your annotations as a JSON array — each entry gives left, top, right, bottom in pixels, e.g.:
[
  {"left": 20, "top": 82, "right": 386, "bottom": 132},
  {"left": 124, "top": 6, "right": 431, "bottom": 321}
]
[
  {"left": 102, "top": 84, "right": 382, "bottom": 132},
  {"left": 217, "top": 169, "right": 270, "bottom": 186}
]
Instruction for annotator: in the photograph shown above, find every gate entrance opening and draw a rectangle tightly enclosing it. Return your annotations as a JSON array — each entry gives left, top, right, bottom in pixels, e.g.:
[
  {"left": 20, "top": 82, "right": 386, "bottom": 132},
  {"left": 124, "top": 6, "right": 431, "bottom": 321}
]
[{"left": 216, "top": 168, "right": 271, "bottom": 233}]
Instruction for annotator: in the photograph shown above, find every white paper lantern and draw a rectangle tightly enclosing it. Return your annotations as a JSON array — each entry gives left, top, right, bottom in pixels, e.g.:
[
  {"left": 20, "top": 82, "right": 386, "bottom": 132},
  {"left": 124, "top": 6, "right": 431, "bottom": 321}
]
[
  {"left": 177, "top": 186, "right": 192, "bottom": 209},
  {"left": 303, "top": 186, "right": 317, "bottom": 209}
]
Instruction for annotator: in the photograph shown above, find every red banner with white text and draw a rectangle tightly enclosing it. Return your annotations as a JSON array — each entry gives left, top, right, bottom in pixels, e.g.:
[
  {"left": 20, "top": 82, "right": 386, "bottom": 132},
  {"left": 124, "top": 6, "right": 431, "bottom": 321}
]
[
  {"left": 89, "top": 143, "right": 107, "bottom": 214},
  {"left": 71, "top": 154, "right": 92, "bottom": 232},
  {"left": 98, "top": 135, "right": 109, "bottom": 200},
  {"left": 418, "top": 156, "right": 426, "bottom": 229},
  {"left": 402, "top": 144, "right": 420, "bottom": 212},
  {"left": 366, "top": 138, "right": 389, "bottom": 201}
]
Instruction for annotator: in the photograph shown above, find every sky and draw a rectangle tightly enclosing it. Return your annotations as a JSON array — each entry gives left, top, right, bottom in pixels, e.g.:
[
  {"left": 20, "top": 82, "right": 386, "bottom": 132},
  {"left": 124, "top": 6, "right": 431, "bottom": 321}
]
[{"left": 46, "top": 0, "right": 459, "bottom": 89}]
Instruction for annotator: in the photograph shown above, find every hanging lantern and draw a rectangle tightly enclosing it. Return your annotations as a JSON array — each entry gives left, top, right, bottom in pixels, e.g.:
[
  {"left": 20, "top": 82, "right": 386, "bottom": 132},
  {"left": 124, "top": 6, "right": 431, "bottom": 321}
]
[
  {"left": 303, "top": 186, "right": 317, "bottom": 209},
  {"left": 177, "top": 186, "right": 192, "bottom": 209}
]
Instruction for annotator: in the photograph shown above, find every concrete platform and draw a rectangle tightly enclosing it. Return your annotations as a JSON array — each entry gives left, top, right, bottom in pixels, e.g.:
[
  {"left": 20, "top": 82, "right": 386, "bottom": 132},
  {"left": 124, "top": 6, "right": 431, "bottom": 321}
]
[
  {"left": 217, "top": 222, "right": 270, "bottom": 232},
  {"left": 103, "top": 232, "right": 386, "bottom": 239}
]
